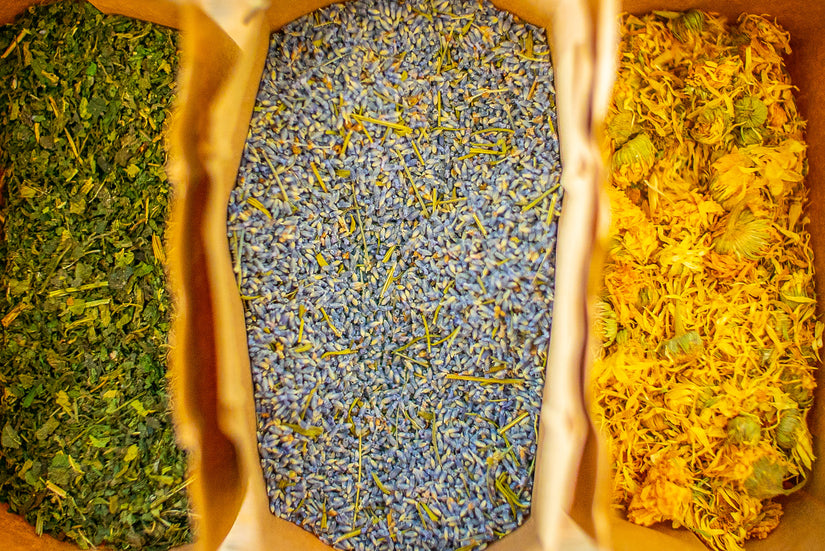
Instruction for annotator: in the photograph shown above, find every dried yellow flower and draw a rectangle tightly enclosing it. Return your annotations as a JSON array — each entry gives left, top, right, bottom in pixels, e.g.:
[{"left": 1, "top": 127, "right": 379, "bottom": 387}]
[
  {"left": 775, "top": 409, "right": 801, "bottom": 450},
  {"left": 727, "top": 415, "right": 762, "bottom": 445},
  {"left": 736, "top": 125, "right": 764, "bottom": 147},
  {"left": 708, "top": 151, "right": 759, "bottom": 209},
  {"left": 713, "top": 207, "right": 770, "bottom": 259},
  {"left": 690, "top": 106, "right": 731, "bottom": 145},
  {"left": 595, "top": 10, "right": 819, "bottom": 551},
  {"left": 744, "top": 457, "right": 787, "bottom": 500},
  {"left": 607, "top": 110, "right": 637, "bottom": 145},
  {"left": 661, "top": 330, "right": 703, "bottom": 360},
  {"left": 611, "top": 132, "right": 657, "bottom": 187},
  {"left": 735, "top": 96, "right": 769, "bottom": 128},
  {"left": 595, "top": 300, "right": 618, "bottom": 348},
  {"left": 671, "top": 9, "right": 705, "bottom": 42}
]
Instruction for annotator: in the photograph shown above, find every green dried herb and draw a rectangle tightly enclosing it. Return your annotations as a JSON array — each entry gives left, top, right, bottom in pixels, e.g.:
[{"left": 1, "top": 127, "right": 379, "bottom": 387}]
[
  {"left": 0, "top": 2, "right": 188, "bottom": 549},
  {"left": 776, "top": 409, "right": 801, "bottom": 450},
  {"left": 727, "top": 414, "right": 761, "bottom": 444},
  {"left": 744, "top": 457, "right": 787, "bottom": 500}
]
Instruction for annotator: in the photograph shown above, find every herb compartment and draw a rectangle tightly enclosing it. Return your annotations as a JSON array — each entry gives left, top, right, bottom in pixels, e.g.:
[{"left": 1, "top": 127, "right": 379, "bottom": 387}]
[
  {"left": 166, "top": 0, "right": 603, "bottom": 550},
  {"left": 580, "top": 1, "right": 825, "bottom": 550}
]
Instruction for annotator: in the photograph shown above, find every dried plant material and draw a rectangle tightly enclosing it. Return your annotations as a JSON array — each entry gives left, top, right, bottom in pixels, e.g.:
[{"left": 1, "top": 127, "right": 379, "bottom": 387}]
[
  {"left": 690, "top": 106, "right": 731, "bottom": 145},
  {"left": 775, "top": 409, "right": 801, "bottom": 450},
  {"left": 744, "top": 456, "right": 787, "bottom": 500},
  {"left": 735, "top": 96, "right": 768, "bottom": 128},
  {"left": 595, "top": 300, "right": 618, "bottom": 348},
  {"left": 0, "top": 3, "right": 189, "bottom": 549},
  {"left": 727, "top": 415, "right": 762, "bottom": 445},
  {"left": 713, "top": 207, "right": 770, "bottom": 259},
  {"left": 230, "top": 1, "right": 560, "bottom": 548},
  {"left": 661, "top": 330, "right": 703, "bottom": 360},
  {"left": 670, "top": 9, "right": 705, "bottom": 42},
  {"left": 607, "top": 111, "right": 638, "bottom": 145},
  {"left": 611, "top": 132, "right": 657, "bottom": 188},
  {"left": 594, "top": 10, "right": 822, "bottom": 551}
]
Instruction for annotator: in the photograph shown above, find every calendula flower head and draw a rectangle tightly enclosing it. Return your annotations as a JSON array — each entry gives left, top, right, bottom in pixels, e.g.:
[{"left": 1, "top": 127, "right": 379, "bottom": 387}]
[
  {"left": 775, "top": 409, "right": 801, "bottom": 450},
  {"left": 690, "top": 105, "right": 731, "bottom": 145},
  {"left": 661, "top": 330, "right": 703, "bottom": 360},
  {"left": 780, "top": 370, "right": 814, "bottom": 409},
  {"left": 713, "top": 207, "right": 770, "bottom": 260},
  {"left": 708, "top": 151, "right": 760, "bottom": 209},
  {"left": 744, "top": 456, "right": 788, "bottom": 500},
  {"left": 735, "top": 96, "right": 769, "bottom": 128},
  {"left": 670, "top": 9, "right": 704, "bottom": 42},
  {"left": 607, "top": 110, "right": 637, "bottom": 146},
  {"left": 734, "top": 96, "right": 768, "bottom": 146},
  {"left": 606, "top": 185, "right": 660, "bottom": 262},
  {"left": 611, "top": 132, "right": 656, "bottom": 188},
  {"left": 627, "top": 454, "right": 694, "bottom": 527},
  {"left": 779, "top": 270, "right": 814, "bottom": 308},
  {"left": 594, "top": 300, "right": 618, "bottom": 348},
  {"left": 738, "top": 14, "right": 791, "bottom": 52},
  {"left": 736, "top": 125, "right": 765, "bottom": 146},
  {"left": 727, "top": 415, "right": 762, "bottom": 445}
]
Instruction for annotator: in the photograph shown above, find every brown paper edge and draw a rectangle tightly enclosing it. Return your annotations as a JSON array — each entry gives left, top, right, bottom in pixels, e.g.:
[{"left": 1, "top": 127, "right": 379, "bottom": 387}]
[
  {"left": 574, "top": 0, "right": 619, "bottom": 549},
  {"left": 0, "top": 0, "right": 49, "bottom": 24},
  {"left": 518, "top": 0, "right": 607, "bottom": 549},
  {"left": 167, "top": 4, "right": 255, "bottom": 550},
  {"left": 0, "top": 0, "right": 179, "bottom": 27}
]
